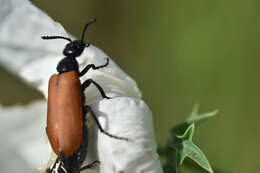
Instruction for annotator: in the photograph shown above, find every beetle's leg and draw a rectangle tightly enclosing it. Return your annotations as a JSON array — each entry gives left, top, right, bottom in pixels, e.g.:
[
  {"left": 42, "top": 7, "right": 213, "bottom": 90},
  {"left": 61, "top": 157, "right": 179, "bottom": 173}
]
[
  {"left": 78, "top": 58, "right": 109, "bottom": 77},
  {"left": 79, "top": 160, "right": 100, "bottom": 171},
  {"left": 83, "top": 105, "right": 129, "bottom": 141},
  {"left": 81, "top": 79, "right": 110, "bottom": 99}
]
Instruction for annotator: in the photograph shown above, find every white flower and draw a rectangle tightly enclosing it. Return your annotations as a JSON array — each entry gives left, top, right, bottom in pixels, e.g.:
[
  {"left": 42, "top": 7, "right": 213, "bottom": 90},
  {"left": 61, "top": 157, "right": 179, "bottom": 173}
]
[
  {"left": 0, "top": 101, "right": 49, "bottom": 173},
  {"left": 0, "top": 0, "right": 163, "bottom": 173}
]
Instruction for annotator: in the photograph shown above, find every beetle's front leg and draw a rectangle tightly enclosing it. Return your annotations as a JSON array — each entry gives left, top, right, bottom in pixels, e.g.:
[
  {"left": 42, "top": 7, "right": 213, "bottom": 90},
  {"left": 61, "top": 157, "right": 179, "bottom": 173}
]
[
  {"left": 78, "top": 58, "right": 109, "bottom": 77},
  {"left": 81, "top": 79, "right": 110, "bottom": 99},
  {"left": 83, "top": 105, "right": 129, "bottom": 141}
]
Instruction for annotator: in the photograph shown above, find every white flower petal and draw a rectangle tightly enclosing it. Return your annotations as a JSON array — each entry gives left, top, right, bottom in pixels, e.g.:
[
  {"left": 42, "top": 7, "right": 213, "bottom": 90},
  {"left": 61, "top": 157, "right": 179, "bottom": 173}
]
[
  {"left": 90, "top": 97, "right": 163, "bottom": 173},
  {"left": 0, "top": 101, "right": 51, "bottom": 173}
]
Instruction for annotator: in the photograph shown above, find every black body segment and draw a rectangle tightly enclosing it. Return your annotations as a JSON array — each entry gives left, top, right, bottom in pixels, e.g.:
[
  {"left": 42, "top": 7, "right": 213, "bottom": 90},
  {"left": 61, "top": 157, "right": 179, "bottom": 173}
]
[{"left": 56, "top": 58, "right": 79, "bottom": 74}]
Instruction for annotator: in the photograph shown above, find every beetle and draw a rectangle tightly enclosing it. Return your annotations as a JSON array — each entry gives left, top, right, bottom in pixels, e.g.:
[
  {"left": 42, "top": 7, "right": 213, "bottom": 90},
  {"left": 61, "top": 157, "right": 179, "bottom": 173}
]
[{"left": 42, "top": 19, "right": 128, "bottom": 173}]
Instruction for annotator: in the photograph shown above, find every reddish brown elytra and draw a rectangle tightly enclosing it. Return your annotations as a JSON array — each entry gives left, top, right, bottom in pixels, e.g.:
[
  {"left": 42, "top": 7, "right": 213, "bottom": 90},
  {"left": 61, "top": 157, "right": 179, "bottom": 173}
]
[
  {"left": 47, "top": 71, "right": 83, "bottom": 156},
  {"left": 42, "top": 19, "right": 128, "bottom": 173}
]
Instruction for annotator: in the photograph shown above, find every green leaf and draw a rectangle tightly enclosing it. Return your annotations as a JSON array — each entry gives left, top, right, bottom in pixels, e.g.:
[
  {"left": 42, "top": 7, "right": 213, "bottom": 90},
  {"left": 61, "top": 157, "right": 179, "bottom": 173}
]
[
  {"left": 185, "top": 103, "right": 219, "bottom": 125},
  {"left": 161, "top": 105, "right": 218, "bottom": 173},
  {"left": 170, "top": 104, "right": 218, "bottom": 136},
  {"left": 170, "top": 124, "right": 214, "bottom": 173}
]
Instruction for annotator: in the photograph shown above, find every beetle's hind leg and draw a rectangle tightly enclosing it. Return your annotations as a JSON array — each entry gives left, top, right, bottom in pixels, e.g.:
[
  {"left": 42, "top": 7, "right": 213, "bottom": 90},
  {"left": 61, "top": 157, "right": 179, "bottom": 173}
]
[
  {"left": 83, "top": 105, "right": 129, "bottom": 141},
  {"left": 81, "top": 79, "right": 110, "bottom": 99},
  {"left": 79, "top": 160, "right": 100, "bottom": 171}
]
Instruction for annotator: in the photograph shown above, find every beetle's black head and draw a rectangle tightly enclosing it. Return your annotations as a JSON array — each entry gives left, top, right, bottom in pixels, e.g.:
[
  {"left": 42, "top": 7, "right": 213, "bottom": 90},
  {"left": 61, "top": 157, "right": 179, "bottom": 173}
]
[
  {"left": 41, "top": 19, "right": 96, "bottom": 58},
  {"left": 63, "top": 40, "right": 87, "bottom": 58}
]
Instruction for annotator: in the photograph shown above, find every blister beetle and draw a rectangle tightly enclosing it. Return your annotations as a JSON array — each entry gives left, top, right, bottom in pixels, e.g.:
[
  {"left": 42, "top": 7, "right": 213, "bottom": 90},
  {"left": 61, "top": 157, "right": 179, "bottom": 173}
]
[{"left": 42, "top": 19, "right": 128, "bottom": 173}]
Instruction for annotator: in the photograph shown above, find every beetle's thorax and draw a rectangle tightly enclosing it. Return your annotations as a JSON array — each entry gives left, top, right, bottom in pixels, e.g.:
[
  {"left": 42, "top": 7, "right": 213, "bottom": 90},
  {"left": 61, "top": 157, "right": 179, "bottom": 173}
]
[{"left": 56, "top": 57, "right": 79, "bottom": 74}]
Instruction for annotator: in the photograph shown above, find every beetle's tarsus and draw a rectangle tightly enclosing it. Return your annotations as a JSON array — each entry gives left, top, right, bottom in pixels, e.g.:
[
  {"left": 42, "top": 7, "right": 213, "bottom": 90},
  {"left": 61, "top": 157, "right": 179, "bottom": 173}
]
[
  {"left": 79, "top": 58, "right": 109, "bottom": 77},
  {"left": 79, "top": 160, "right": 100, "bottom": 171}
]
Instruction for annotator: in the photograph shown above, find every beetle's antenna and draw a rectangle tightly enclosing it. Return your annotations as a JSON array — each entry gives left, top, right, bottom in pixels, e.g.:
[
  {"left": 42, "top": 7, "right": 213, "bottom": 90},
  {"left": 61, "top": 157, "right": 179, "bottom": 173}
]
[
  {"left": 81, "top": 19, "right": 96, "bottom": 42},
  {"left": 41, "top": 36, "right": 72, "bottom": 42}
]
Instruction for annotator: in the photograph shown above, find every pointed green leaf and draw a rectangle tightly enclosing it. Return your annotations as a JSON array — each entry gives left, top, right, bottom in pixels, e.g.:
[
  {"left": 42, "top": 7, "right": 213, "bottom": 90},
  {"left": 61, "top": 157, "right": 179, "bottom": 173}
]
[
  {"left": 183, "top": 139, "right": 213, "bottom": 173},
  {"left": 170, "top": 105, "right": 218, "bottom": 137},
  {"left": 186, "top": 103, "right": 218, "bottom": 125},
  {"left": 170, "top": 124, "right": 214, "bottom": 173}
]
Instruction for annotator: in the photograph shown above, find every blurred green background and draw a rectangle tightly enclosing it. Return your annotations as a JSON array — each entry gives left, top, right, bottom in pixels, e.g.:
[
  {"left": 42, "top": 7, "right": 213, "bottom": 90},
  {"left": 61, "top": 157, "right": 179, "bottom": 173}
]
[{"left": 0, "top": 0, "right": 259, "bottom": 172}]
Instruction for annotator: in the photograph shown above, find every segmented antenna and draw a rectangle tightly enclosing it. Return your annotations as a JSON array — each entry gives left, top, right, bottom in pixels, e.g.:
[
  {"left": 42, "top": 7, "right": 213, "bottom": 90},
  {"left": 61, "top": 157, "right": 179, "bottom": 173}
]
[
  {"left": 41, "top": 36, "right": 72, "bottom": 42},
  {"left": 81, "top": 19, "right": 97, "bottom": 42}
]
